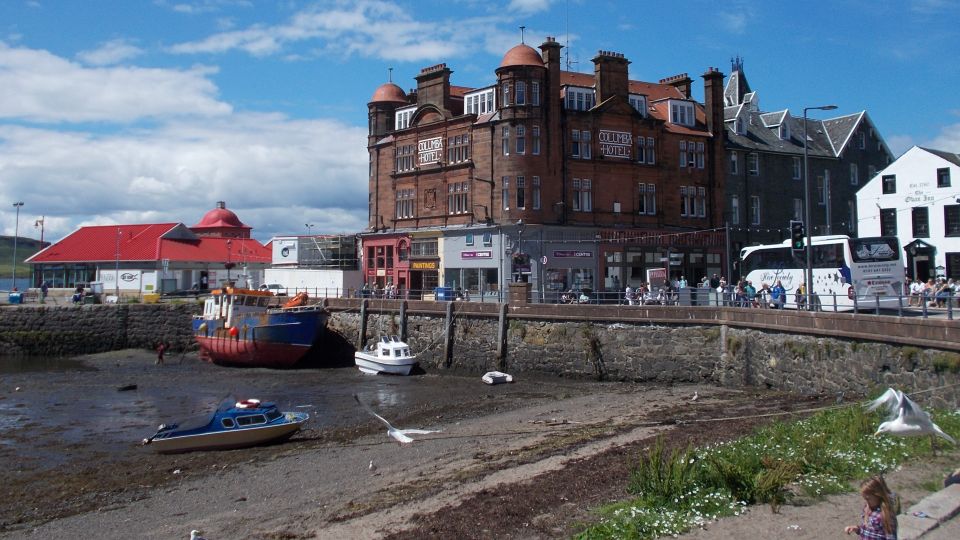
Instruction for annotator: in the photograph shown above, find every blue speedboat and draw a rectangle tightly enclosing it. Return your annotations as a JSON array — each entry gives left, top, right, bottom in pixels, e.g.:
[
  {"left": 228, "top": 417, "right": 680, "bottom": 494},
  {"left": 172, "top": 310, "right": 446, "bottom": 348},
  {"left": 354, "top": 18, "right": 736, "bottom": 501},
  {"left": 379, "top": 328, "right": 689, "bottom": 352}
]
[{"left": 143, "top": 398, "right": 308, "bottom": 454}]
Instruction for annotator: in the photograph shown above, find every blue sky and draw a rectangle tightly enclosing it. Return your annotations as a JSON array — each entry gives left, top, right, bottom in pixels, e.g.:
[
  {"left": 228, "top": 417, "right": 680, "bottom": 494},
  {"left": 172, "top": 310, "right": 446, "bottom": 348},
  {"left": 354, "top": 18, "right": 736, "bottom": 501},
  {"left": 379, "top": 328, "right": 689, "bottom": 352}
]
[{"left": 1, "top": 0, "right": 959, "bottom": 243}]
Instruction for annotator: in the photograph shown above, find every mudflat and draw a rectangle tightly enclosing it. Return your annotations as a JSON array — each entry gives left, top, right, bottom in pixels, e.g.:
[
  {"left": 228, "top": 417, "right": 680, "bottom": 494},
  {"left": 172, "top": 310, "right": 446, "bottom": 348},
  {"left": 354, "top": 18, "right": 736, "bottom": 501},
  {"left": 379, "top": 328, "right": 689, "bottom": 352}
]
[{"left": 0, "top": 350, "right": 952, "bottom": 539}]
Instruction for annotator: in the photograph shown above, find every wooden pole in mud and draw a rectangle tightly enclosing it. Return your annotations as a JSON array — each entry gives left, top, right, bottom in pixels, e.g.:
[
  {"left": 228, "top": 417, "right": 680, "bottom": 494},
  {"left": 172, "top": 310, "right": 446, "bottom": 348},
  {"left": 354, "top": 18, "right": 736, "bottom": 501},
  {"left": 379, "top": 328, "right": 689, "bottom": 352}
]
[
  {"left": 358, "top": 299, "right": 368, "bottom": 350},
  {"left": 497, "top": 302, "right": 507, "bottom": 370},
  {"left": 399, "top": 300, "right": 408, "bottom": 341},
  {"left": 443, "top": 301, "right": 454, "bottom": 368}
]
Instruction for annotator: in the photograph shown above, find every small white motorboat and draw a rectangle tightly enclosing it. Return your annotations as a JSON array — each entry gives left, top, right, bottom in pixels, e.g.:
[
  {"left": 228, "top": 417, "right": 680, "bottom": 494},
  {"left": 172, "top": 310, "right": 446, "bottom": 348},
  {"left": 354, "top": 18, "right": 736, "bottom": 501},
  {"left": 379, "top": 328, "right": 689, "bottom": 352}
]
[
  {"left": 355, "top": 335, "right": 418, "bottom": 375},
  {"left": 482, "top": 371, "right": 514, "bottom": 385}
]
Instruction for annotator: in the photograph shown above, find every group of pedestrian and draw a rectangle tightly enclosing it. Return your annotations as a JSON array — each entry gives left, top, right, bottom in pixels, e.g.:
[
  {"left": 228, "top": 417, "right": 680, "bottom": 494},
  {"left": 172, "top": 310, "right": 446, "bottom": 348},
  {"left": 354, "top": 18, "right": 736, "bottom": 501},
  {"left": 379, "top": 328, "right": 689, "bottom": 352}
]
[
  {"left": 906, "top": 276, "right": 956, "bottom": 308},
  {"left": 624, "top": 282, "right": 675, "bottom": 305}
]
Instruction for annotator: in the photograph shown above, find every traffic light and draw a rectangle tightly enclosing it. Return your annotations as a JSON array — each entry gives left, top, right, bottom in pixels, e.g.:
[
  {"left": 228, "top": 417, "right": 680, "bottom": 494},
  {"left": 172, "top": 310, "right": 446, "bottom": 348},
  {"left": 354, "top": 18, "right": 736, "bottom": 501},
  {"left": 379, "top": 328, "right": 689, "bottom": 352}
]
[{"left": 790, "top": 220, "right": 805, "bottom": 252}]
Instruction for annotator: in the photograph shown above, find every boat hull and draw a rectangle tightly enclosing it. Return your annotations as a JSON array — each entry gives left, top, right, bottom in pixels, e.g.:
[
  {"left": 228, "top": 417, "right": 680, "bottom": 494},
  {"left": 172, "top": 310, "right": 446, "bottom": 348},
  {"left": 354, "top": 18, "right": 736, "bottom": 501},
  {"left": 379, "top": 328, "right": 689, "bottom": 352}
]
[
  {"left": 354, "top": 352, "right": 417, "bottom": 375},
  {"left": 193, "top": 308, "right": 326, "bottom": 368},
  {"left": 149, "top": 413, "right": 308, "bottom": 454}
]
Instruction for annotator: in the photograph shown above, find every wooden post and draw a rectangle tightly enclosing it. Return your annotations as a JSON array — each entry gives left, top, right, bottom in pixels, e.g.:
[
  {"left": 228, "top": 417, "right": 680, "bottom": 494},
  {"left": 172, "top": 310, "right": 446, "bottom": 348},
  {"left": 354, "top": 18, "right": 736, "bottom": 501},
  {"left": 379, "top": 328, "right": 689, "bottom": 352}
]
[
  {"left": 358, "top": 299, "right": 368, "bottom": 350},
  {"left": 399, "top": 300, "right": 408, "bottom": 341},
  {"left": 443, "top": 300, "right": 454, "bottom": 368},
  {"left": 497, "top": 301, "right": 508, "bottom": 371}
]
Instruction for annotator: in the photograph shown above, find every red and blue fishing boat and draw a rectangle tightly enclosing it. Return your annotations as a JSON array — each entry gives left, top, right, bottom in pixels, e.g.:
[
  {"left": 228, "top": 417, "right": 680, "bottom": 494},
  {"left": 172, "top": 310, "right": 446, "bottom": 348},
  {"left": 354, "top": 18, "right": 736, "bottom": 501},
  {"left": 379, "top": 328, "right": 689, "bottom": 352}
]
[{"left": 192, "top": 286, "right": 327, "bottom": 368}]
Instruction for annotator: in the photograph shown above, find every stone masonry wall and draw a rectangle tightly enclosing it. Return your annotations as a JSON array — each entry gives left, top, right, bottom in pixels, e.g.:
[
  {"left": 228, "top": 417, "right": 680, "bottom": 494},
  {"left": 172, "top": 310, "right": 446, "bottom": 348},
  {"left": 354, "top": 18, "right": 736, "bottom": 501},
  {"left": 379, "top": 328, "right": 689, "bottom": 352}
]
[
  {"left": 0, "top": 304, "right": 200, "bottom": 356},
  {"left": 2, "top": 303, "right": 958, "bottom": 406}
]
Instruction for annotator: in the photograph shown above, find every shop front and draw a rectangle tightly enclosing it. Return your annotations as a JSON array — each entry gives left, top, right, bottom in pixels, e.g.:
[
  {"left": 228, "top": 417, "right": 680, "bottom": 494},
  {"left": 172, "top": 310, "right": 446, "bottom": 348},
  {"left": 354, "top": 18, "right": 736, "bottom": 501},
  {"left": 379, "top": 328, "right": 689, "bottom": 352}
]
[
  {"left": 360, "top": 233, "right": 411, "bottom": 295},
  {"left": 442, "top": 228, "right": 501, "bottom": 300}
]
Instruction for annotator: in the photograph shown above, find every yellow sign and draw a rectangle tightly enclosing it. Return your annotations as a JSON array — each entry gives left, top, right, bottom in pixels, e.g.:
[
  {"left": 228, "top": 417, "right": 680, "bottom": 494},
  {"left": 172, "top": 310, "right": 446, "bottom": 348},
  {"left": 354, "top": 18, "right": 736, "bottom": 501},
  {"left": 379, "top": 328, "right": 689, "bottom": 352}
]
[{"left": 411, "top": 261, "right": 438, "bottom": 270}]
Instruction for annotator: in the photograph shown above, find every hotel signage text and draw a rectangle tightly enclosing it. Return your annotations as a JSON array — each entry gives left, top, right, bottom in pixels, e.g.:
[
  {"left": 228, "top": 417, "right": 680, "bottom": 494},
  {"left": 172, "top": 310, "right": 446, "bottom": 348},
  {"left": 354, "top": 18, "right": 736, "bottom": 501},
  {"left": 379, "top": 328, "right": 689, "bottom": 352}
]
[
  {"left": 598, "top": 130, "right": 632, "bottom": 159},
  {"left": 418, "top": 136, "right": 443, "bottom": 165},
  {"left": 461, "top": 250, "right": 492, "bottom": 259}
]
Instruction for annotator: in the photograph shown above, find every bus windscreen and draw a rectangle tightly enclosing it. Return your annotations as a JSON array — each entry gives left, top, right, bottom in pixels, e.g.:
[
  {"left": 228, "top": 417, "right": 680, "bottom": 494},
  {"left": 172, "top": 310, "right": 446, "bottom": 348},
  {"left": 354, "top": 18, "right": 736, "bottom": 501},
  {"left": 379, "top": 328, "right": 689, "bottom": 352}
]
[{"left": 850, "top": 238, "right": 899, "bottom": 263}]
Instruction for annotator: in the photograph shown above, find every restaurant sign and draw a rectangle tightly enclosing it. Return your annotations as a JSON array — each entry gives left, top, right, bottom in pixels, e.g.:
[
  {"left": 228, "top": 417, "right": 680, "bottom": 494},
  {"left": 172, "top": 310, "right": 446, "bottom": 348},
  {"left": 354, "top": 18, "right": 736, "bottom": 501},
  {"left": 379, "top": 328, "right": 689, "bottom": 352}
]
[
  {"left": 553, "top": 250, "right": 593, "bottom": 258},
  {"left": 418, "top": 136, "right": 443, "bottom": 165},
  {"left": 598, "top": 130, "right": 632, "bottom": 159},
  {"left": 410, "top": 260, "right": 438, "bottom": 270},
  {"left": 461, "top": 250, "right": 492, "bottom": 259}
]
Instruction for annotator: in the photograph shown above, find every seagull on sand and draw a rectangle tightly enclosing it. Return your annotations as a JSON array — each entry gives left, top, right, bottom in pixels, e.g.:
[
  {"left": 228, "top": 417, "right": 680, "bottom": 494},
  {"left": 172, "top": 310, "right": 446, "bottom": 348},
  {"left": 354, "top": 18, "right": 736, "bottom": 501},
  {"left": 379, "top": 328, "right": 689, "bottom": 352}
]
[
  {"left": 867, "top": 388, "right": 956, "bottom": 445},
  {"left": 353, "top": 394, "right": 441, "bottom": 444},
  {"left": 190, "top": 530, "right": 206, "bottom": 540},
  {"left": 691, "top": 391, "right": 699, "bottom": 402}
]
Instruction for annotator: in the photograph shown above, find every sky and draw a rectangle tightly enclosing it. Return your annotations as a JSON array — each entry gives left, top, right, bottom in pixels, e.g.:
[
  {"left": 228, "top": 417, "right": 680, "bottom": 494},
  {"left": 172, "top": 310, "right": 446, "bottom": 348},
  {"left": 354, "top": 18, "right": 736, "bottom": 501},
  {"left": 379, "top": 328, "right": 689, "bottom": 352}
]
[{"left": 1, "top": 0, "right": 959, "bottom": 244}]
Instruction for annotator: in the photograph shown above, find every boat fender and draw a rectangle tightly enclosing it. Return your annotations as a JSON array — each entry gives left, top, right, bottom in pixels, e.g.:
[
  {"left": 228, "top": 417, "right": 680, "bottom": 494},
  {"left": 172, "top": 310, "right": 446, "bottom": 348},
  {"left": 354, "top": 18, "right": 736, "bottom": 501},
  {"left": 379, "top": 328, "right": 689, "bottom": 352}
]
[
  {"left": 197, "top": 322, "right": 207, "bottom": 335},
  {"left": 229, "top": 326, "right": 239, "bottom": 337},
  {"left": 235, "top": 399, "right": 261, "bottom": 408}
]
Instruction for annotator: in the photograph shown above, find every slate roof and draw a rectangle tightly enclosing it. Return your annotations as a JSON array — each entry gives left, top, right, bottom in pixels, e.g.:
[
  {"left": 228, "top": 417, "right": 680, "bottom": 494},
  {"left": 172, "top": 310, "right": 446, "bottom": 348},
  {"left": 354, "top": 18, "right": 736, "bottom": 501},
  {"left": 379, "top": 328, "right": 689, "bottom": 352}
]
[
  {"left": 723, "top": 68, "right": 752, "bottom": 107},
  {"left": 921, "top": 147, "right": 960, "bottom": 167},
  {"left": 26, "top": 223, "right": 271, "bottom": 265}
]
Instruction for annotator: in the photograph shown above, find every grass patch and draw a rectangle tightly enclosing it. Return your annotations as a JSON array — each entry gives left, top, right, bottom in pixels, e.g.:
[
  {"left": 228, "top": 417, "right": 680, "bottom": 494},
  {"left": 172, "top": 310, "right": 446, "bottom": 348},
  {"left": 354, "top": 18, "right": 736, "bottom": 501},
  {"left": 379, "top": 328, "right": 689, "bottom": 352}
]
[{"left": 577, "top": 405, "right": 960, "bottom": 539}]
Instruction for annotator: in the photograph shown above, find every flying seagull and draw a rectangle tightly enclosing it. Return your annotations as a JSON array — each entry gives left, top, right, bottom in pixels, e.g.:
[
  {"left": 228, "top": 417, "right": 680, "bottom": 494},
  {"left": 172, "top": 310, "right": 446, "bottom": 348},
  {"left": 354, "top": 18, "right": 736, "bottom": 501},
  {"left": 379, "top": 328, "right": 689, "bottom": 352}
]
[
  {"left": 353, "top": 394, "right": 441, "bottom": 444},
  {"left": 867, "top": 388, "right": 956, "bottom": 445}
]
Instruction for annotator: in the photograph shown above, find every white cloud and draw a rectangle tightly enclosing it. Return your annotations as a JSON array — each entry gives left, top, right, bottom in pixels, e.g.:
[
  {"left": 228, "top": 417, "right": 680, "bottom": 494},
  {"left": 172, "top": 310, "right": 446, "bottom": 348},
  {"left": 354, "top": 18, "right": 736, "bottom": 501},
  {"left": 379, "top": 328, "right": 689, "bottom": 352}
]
[
  {"left": 507, "top": 0, "right": 554, "bottom": 14},
  {"left": 156, "top": 0, "right": 253, "bottom": 15},
  {"left": 167, "top": 1, "right": 514, "bottom": 62},
  {"left": 886, "top": 134, "right": 915, "bottom": 157},
  {"left": 923, "top": 123, "right": 960, "bottom": 153},
  {"left": 0, "top": 42, "right": 231, "bottom": 123},
  {"left": 719, "top": 12, "right": 748, "bottom": 34},
  {"left": 0, "top": 113, "right": 370, "bottom": 241},
  {"left": 76, "top": 39, "right": 144, "bottom": 66}
]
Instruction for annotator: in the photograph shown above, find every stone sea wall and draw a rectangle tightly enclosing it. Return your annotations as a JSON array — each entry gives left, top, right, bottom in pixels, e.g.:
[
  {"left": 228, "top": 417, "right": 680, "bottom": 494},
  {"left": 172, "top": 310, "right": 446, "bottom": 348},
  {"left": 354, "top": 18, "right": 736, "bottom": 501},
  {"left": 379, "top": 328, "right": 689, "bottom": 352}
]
[
  {"left": 2, "top": 302, "right": 958, "bottom": 405},
  {"left": 0, "top": 303, "right": 201, "bottom": 357}
]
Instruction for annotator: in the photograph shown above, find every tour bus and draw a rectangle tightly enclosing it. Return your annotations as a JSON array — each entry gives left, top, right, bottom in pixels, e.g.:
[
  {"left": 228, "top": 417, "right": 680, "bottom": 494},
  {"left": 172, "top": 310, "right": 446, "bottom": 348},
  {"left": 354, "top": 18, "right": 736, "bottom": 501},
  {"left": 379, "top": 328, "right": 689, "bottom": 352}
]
[{"left": 739, "top": 235, "right": 903, "bottom": 311}]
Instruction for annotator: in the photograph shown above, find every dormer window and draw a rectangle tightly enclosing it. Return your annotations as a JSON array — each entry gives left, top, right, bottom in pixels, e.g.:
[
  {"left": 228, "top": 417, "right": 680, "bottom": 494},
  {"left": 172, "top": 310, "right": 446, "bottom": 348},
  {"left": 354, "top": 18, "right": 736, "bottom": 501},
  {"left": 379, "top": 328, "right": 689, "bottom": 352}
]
[
  {"left": 629, "top": 94, "right": 647, "bottom": 117},
  {"left": 564, "top": 87, "right": 595, "bottom": 111},
  {"left": 465, "top": 88, "right": 495, "bottom": 115},
  {"left": 735, "top": 117, "right": 745, "bottom": 135},
  {"left": 778, "top": 123, "right": 790, "bottom": 140},
  {"left": 395, "top": 106, "right": 415, "bottom": 130},
  {"left": 669, "top": 100, "right": 695, "bottom": 127}
]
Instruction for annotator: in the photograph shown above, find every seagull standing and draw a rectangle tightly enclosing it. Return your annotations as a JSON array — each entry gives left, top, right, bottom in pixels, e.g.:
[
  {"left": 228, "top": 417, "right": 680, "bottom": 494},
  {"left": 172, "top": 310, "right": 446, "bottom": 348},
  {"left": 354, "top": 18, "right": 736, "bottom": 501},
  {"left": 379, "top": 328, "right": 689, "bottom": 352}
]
[
  {"left": 867, "top": 388, "right": 956, "bottom": 448},
  {"left": 190, "top": 530, "right": 206, "bottom": 540},
  {"left": 691, "top": 391, "right": 699, "bottom": 402},
  {"left": 368, "top": 459, "right": 377, "bottom": 473},
  {"left": 353, "top": 394, "right": 441, "bottom": 444}
]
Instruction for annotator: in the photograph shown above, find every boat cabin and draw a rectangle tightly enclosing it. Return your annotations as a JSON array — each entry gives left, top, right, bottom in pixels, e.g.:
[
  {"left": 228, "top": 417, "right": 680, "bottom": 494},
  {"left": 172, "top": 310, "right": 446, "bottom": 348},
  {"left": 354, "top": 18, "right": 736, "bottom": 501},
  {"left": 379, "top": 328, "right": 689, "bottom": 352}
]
[
  {"left": 200, "top": 287, "right": 274, "bottom": 327},
  {"left": 377, "top": 335, "right": 411, "bottom": 358}
]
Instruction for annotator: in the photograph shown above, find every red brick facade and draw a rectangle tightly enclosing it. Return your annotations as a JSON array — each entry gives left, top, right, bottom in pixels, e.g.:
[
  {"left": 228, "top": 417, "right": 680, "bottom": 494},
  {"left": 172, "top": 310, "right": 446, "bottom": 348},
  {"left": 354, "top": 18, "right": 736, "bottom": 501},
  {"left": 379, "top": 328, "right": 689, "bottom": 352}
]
[{"left": 365, "top": 38, "right": 729, "bottom": 293}]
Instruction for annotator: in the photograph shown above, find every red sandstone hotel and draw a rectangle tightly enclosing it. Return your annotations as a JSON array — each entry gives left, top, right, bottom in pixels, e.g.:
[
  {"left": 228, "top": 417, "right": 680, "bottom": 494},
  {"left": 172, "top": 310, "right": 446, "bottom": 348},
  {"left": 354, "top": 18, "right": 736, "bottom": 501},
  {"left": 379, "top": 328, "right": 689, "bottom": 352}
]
[{"left": 364, "top": 37, "right": 727, "bottom": 299}]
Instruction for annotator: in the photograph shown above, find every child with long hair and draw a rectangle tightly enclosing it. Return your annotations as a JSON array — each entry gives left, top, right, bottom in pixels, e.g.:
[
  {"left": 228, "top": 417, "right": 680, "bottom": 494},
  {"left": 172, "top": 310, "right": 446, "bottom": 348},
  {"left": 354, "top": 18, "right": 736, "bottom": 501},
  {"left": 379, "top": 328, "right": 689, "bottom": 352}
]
[{"left": 844, "top": 475, "right": 898, "bottom": 539}]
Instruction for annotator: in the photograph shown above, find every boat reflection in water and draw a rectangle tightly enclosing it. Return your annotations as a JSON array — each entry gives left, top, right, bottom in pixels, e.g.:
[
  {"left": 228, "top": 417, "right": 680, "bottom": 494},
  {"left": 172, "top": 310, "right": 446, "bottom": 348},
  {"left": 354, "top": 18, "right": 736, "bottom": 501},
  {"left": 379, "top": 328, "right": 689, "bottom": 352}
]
[{"left": 192, "top": 287, "right": 327, "bottom": 368}]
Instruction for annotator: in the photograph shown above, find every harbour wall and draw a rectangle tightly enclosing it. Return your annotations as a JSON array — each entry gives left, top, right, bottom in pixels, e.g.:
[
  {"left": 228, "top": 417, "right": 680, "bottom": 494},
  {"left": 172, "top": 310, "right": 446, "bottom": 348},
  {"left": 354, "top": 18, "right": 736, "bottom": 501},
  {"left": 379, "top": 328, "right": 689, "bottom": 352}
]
[{"left": 1, "top": 301, "right": 959, "bottom": 405}]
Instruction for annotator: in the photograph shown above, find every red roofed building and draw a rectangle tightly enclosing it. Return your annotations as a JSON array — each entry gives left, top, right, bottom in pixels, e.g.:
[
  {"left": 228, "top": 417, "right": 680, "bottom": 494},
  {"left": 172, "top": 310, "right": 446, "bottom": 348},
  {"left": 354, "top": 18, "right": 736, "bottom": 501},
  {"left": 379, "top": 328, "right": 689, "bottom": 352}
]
[
  {"left": 364, "top": 38, "right": 726, "bottom": 299},
  {"left": 26, "top": 202, "right": 270, "bottom": 296}
]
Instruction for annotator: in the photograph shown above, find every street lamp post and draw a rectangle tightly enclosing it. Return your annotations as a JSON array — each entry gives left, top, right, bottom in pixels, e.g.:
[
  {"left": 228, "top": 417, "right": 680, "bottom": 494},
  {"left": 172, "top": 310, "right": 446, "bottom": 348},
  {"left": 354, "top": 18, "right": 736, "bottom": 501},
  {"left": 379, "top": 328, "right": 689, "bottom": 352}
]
[
  {"left": 515, "top": 219, "right": 524, "bottom": 282},
  {"left": 34, "top": 217, "right": 44, "bottom": 286},
  {"left": 305, "top": 223, "right": 314, "bottom": 235},
  {"left": 11, "top": 202, "right": 24, "bottom": 287},
  {"left": 803, "top": 104, "right": 838, "bottom": 309}
]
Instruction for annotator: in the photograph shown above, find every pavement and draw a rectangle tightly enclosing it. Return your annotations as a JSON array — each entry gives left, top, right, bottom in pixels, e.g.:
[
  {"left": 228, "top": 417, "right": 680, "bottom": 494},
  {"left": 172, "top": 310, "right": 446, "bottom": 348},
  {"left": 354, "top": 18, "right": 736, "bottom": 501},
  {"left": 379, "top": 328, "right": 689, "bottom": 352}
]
[{"left": 900, "top": 483, "right": 960, "bottom": 539}]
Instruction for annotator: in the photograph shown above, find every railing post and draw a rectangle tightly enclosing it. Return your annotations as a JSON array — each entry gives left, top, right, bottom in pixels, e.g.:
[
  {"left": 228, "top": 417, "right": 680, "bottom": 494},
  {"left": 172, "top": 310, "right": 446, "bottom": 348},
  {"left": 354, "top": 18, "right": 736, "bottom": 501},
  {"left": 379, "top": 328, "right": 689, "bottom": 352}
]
[
  {"left": 922, "top": 296, "right": 928, "bottom": 318},
  {"left": 875, "top": 294, "right": 880, "bottom": 314},
  {"left": 897, "top": 292, "right": 903, "bottom": 318},
  {"left": 851, "top": 293, "right": 857, "bottom": 314}
]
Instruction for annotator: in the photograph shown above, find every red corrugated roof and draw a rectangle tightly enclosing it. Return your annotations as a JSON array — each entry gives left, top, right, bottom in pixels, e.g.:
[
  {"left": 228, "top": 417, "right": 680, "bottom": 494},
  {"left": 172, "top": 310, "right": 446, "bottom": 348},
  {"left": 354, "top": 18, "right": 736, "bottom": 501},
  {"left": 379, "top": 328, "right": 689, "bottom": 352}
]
[{"left": 27, "top": 223, "right": 271, "bottom": 264}]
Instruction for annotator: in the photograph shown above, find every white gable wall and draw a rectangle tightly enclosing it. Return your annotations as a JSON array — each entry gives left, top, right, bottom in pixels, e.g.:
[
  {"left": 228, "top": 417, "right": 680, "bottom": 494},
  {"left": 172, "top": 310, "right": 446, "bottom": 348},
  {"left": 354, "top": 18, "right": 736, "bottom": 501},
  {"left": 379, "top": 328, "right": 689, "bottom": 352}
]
[{"left": 856, "top": 146, "right": 960, "bottom": 278}]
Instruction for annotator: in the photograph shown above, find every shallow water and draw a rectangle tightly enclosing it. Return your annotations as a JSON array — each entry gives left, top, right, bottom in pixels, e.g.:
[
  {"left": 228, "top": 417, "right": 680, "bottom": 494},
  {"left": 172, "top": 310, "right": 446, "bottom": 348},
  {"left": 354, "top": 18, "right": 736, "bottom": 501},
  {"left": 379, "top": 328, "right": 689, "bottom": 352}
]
[{"left": 0, "top": 352, "right": 601, "bottom": 468}]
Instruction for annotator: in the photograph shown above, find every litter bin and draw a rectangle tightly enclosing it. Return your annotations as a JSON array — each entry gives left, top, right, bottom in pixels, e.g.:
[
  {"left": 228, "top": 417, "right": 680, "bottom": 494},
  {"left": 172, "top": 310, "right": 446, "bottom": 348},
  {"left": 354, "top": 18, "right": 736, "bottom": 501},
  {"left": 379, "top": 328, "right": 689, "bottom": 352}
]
[
  {"left": 83, "top": 294, "right": 96, "bottom": 305},
  {"left": 8, "top": 292, "right": 23, "bottom": 304},
  {"left": 434, "top": 287, "right": 453, "bottom": 301}
]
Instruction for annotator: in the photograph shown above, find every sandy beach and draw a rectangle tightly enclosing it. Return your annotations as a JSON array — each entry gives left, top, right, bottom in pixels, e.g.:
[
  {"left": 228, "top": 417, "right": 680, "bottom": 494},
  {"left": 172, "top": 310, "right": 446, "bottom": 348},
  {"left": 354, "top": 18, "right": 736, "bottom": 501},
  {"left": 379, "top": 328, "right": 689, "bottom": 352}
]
[{"left": 0, "top": 350, "right": 955, "bottom": 539}]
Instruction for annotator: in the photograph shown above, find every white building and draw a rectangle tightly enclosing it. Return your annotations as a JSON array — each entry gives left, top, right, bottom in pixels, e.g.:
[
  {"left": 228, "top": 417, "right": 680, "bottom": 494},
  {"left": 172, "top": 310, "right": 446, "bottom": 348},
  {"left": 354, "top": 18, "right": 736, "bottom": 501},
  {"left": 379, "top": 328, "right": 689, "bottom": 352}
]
[{"left": 856, "top": 146, "right": 960, "bottom": 281}]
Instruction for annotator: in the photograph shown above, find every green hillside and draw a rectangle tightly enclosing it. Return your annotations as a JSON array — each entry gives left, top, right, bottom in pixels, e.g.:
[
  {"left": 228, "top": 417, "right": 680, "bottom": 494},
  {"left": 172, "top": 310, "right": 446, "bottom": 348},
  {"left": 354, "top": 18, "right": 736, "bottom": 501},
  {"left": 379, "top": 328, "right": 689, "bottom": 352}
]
[{"left": 0, "top": 236, "right": 46, "bottom": 278}]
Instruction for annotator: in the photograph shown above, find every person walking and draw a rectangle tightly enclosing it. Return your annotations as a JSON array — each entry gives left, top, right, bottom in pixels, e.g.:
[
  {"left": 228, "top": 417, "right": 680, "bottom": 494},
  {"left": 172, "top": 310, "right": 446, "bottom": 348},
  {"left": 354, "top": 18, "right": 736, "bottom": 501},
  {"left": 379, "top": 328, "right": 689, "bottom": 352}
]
[
  {"left": 40, "top": 281, "right": 48, "bottom": 304},
  {"left": 156, "top": 342, "right": 167, "bottom": 365},
  {"left": 844, "top": 475, "right": 897, "bottom": 539}
]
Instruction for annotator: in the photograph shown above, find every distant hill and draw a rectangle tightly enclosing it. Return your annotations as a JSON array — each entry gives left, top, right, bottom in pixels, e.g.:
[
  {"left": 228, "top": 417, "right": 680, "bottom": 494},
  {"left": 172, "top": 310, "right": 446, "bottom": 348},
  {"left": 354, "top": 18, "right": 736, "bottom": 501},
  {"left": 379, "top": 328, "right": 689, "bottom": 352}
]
[{"left": 0, "top": 236, "right": 48, "bottom": 276}]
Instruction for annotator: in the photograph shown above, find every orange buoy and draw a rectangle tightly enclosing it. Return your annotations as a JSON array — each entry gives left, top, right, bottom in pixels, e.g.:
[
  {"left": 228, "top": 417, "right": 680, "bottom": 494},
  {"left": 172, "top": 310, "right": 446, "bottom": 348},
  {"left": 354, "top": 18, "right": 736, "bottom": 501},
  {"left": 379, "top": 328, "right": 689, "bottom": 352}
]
[{"left": 283, "top": 292, "right": 309, "bottom": 309}]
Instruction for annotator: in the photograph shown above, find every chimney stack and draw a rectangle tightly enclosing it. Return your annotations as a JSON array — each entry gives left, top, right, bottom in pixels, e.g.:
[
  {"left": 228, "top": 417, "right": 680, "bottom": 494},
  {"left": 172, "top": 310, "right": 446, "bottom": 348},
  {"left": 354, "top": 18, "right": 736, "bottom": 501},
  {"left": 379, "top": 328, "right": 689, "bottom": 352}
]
[
  {"left": 415, "top": 63, "right": 453, "bottom": 115},
  {"left": 659, "top": 73, "right": 693, "bottom": 98},
  {"left": 593, "top": 50, "right": 630, "bottom": 104}
]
